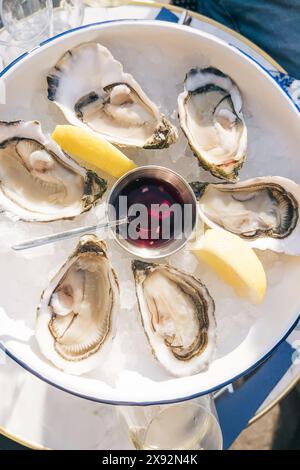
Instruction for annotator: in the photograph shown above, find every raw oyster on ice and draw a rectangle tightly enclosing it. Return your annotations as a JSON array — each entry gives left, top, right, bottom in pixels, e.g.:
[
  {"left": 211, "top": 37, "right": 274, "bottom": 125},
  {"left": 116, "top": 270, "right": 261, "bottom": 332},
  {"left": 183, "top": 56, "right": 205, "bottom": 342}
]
[
  {"left": 47, "top": 43, "right": 178, "bottom": 149},
  {"left": 0, "top": 120, "right": 107, "bottom": 221},
  {"left": 132, "top": 260, "right": 216, "bottom": 377},
  {"left": 178, "top": 67, "right": 247, "bottom": 182},
  {"left": 36, "top": 235, "right": 119, "bottom": 375},
  {"left": 191, "top": 176, "right": 300, "bottom": 254}
]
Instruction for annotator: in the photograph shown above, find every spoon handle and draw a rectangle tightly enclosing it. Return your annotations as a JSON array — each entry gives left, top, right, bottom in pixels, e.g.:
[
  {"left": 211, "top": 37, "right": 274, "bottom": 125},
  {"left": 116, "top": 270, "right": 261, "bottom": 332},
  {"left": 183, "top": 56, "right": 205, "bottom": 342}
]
[{"left": 12, "top": 218, "right": 127, "bottom": 251}]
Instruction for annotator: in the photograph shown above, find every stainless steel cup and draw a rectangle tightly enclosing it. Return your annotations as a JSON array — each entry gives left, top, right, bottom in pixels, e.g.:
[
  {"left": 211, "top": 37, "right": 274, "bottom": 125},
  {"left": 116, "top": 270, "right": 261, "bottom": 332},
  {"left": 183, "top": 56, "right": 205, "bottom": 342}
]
[{"left": 107, "top": 165, "right": 197, "bottom": 259}]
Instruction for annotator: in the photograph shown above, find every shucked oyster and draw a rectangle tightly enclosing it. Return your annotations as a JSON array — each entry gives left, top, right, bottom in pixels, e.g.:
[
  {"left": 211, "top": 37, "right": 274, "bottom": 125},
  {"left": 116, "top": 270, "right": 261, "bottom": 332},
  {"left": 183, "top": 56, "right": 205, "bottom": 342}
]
[
  {"left": 0, "top": 120, "right": 107, "bottom": 221},
  {"left": 132, "top": 260, "right": 216, "bottom": 377},
  {"left": 178, "top": 67, "right": 247, "bottom": 182},
  {"left": 191, "top": 176, "right": 300, "bottom": 254},
  {"left": 36, "top": 235, "right": 119, "bottom": 375},
  {"left": 47, "top": 43, "right": 178, "bottom": 149}
]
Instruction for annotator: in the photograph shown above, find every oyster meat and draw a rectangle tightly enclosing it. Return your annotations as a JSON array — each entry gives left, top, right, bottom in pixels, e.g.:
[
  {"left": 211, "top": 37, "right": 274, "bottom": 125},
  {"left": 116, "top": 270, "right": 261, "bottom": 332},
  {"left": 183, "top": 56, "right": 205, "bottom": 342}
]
[
  {"left": 178, "top": 67, "right": 247, "bottom": 182},
  {"left": 132, "top": 260, "right": 216, "bottom": 377},
  {"left": 0, "top": 120, "right": 107, "bottom": 221},
  {"left": 36, "top": 235, "right": 119, "bottom": 375},
  {"left": 47, "top": 43, "right": 178, "bottom": 149},
  {"left": 191, "top": 176, "right": 300, "bottom": 254}
]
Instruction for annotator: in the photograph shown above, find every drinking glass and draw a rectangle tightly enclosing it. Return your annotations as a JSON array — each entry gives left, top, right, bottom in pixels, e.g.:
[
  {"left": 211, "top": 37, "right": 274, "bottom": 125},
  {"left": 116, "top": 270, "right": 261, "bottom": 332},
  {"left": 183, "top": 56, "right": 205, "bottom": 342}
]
[
  {"left": 119, "top": 396, "right": 223, "bottom": 450},
  {"left": 0, "top": 0, "right": 53, "bottom": 67},
  {"left": 52, "top": 0, "right": 84, "bottom": 35},
  {"left": 0, "top": 0, "right": 53, "bottom": 44},
  {"left": 0, "top": 1, "right": 84, "bottom": 67}
]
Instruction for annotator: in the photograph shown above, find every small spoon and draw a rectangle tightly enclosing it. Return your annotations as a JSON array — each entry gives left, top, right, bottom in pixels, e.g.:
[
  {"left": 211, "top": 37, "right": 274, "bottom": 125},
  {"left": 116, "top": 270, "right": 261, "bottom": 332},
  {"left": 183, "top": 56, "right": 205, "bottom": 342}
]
[{"left": 12, "top": 217, "right": 129, "bottom": 251}]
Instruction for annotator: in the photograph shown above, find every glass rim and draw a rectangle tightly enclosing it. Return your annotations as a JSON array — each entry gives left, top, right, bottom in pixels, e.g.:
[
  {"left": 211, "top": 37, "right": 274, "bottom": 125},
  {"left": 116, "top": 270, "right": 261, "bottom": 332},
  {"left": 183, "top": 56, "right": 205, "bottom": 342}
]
[{"left": 120, "top": 401, "right": 223, "bottom": 450}]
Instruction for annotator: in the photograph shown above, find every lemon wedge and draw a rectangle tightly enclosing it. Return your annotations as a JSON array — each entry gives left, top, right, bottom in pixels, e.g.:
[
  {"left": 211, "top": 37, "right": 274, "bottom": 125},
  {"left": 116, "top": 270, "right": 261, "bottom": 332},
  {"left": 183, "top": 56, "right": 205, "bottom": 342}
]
[
  {"left": 191, "top": 228, "right": 267, "bottom": 303},
  {"left": 52, "top": 125, "right": 137, "bottom": 178}
]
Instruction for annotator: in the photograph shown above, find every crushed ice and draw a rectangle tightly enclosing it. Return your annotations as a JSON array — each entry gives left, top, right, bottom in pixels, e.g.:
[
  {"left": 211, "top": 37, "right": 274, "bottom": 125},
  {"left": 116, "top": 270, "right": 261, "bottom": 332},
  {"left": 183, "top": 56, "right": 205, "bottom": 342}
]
[{"left": 0, "top": 36, "right": 300, "bottom": 387}]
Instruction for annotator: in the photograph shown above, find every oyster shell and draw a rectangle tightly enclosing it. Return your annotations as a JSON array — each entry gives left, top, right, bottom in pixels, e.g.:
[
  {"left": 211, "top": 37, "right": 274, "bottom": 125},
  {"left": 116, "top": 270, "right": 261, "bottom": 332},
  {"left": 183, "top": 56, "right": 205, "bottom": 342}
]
[
  {"left": 132, "top": 260, "right": 216, "bottom": 377},
  {"left": 36, "top": 235, "right": 119, "bottom": 375},
  {"left": 191, "top": 176, "right": 300, "bottom": 254},
  {"left": 178, "top": 67, "right": 247, "bottom": 182},
  {"left": 47, "top": 43, "right": 178, "bottom": 149},
  {"left": 0, "top": 120, "right": 107, "bottom": 221}
]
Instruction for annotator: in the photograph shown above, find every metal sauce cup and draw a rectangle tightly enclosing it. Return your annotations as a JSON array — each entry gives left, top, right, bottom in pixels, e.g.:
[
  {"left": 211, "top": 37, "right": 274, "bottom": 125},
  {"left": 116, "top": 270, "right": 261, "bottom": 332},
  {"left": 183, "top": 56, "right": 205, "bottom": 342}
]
[{"left": 107, "top": 166, "right": 197, "bottom": 259}]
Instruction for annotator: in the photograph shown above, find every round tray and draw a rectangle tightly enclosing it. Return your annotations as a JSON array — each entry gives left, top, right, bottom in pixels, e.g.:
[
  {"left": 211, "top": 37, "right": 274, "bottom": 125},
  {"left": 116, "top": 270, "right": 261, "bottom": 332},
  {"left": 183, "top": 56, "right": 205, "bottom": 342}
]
[{"left": 1, "top": 18, "right": 300, "bottom": 405}]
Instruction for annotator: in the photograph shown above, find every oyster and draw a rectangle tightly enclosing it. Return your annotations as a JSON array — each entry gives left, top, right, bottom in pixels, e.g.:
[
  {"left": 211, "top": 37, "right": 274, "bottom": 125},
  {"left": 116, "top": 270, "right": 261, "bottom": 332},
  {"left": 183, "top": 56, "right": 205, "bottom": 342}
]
[
  {"left": 0, "top": 120, "right": 107, "bottom": 221},
  {"left": 191, "top": 176, "right": 300, "bottom": 254},
  {"left": 47, "top": 43, "right": 178, "bottom": 149},
  {"left": 178, "top": 67, "right": 247, "bottom": 182},
  {"left": 36, "top": 235, "right": 119, "bottom": 375},
  {"left": 132, "top": 260, "right": 216, "bottom": 377}
]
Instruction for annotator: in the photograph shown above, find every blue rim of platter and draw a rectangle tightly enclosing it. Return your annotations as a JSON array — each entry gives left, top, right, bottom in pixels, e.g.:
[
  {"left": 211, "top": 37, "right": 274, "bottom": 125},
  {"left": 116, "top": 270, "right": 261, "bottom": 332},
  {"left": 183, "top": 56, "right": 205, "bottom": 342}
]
[{"left": 1, "top": 19, "right": 299, "bottom": 406}]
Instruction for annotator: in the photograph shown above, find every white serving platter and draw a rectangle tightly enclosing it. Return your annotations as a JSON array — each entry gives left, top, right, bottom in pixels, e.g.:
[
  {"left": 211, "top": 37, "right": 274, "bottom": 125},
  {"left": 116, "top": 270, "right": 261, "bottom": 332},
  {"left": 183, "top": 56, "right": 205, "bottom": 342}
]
[{"left": 0, "top": 20, "right": 300, "bottom": 404}]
